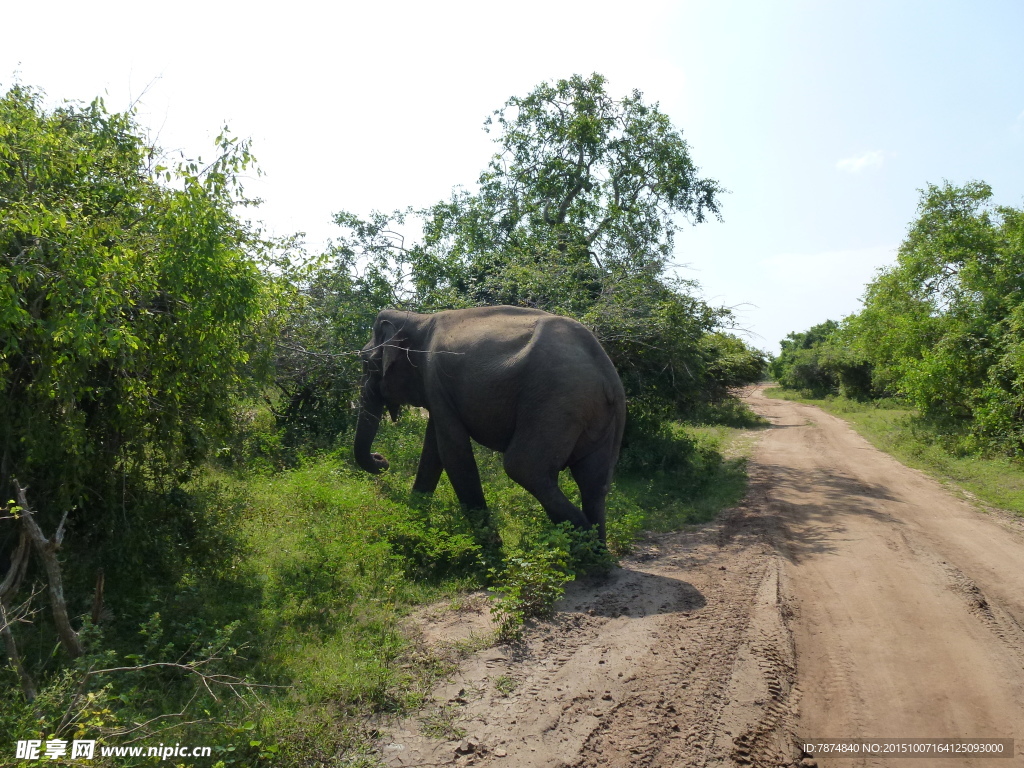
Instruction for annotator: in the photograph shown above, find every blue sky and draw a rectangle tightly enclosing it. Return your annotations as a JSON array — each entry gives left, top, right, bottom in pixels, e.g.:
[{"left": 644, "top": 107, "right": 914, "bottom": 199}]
[{"left": 4, "top": 0, "right": 1023, "bottom": 351}]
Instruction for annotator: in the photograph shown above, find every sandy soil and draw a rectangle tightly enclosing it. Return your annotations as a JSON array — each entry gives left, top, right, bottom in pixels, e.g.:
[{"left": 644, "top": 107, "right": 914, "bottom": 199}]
[{"left": 378, "top": 386, "right": 1024, "bottom": 767}]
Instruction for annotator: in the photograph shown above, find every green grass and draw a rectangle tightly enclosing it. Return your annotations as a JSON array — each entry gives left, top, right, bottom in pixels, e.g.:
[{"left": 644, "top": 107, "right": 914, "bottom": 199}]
[
  {"left": 614, "top": 421, "right": 755, "bottom": 533},
  {"left": 494, "top": 674, "right": 518, "bottom": 697},
  {"left": 764, "top": 386, "right": 1024, "bottom": 515}
]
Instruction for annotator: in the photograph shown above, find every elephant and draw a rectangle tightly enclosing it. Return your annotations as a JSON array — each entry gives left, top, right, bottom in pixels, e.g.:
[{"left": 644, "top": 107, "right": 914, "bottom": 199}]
[{"left": 354, "top": 306, "right": 626, "bottom": 542}]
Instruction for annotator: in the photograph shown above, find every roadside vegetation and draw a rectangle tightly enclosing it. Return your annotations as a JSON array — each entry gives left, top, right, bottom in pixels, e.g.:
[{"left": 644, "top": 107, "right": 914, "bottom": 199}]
[
  {"left": 770, "top": 180, "right": 1024, "bottom": 517},
  {"left": 0, "top": 75, "right": 765, "bottom": 765}
]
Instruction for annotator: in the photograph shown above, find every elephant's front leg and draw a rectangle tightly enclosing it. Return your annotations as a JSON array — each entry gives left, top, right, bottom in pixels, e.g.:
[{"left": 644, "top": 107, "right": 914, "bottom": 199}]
[
  {"left": 433, "top": 417, "right": 498, "bottom": 549},
  {"left": 431, "top": 412, "right": 487, "bottom": 511},
  {"left": 412, "top": 417, "right": 444, "bottom": 494}
]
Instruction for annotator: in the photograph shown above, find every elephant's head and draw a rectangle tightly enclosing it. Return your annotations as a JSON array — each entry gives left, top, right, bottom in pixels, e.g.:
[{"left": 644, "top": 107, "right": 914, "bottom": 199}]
[{"left": 353, "top": 312, "right": 418, "bottom": 474}]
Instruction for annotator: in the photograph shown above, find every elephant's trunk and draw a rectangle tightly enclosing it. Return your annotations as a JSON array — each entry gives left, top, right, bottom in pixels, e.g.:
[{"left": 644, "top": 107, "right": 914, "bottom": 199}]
[{"left": 354, "top": 380, "right": 390, "bottom": 474}]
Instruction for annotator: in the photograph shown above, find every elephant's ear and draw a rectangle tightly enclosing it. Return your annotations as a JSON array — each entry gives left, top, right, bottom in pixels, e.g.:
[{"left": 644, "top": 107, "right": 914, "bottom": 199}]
[
  {"left": 379, "top": 322, "right": 412, "bottom": 422},
  {"left": 379, "top": 322, "right": 409, "bottom": 378}
]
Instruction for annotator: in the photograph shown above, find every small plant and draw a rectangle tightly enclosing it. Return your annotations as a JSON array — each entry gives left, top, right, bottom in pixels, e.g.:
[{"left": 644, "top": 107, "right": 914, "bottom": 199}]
[
  {"left": 420, "top": 703, "right": 466, "bottom": 740},
  {"left": 494, "top": 674, "right": 517, "bottom": 697},
  {"left": 606, "top": 501, "right": 645, "bottom": 556},
  {"left": 565, "top": 526, "right": 617, "bottom": 575},
  {"left": 489, "top": 533, "right": 572, "bottom": 641}
]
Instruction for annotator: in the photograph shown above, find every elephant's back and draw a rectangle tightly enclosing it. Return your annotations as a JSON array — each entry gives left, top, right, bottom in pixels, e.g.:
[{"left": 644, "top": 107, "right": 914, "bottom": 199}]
[
  {"left": 519, "top": 315, "right": 625, "bottom": 423},
  {"left": 530, "top": 314, "right": 622, "bottom": 385},
  {"left": 426, "top": 307, "right": 624, "bottom": 451},
  {"left": 430, "top": 307, "right": 622, "bottom": 400}
]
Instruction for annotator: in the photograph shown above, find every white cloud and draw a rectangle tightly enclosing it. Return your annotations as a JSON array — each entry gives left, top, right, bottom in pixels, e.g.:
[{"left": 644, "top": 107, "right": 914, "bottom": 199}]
[{"left": 836, "top": 150, "right": 885, "bottom": 173}]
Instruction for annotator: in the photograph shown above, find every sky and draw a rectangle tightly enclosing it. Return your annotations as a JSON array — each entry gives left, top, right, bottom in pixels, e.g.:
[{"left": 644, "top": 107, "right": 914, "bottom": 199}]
[{"left": 4, "top": 0, "right": 1023, "bottom": 352}]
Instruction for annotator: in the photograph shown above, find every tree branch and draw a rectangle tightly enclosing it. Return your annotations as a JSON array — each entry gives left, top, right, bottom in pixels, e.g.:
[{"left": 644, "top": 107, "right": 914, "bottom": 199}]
[
  {"left": 0, "top": 599, "right": 37, "bottom": 701},
  {"left": 0, "top": 529, "right": 29, "bottom": 604},
  {"left": 12, "top": 482, "right": 84, "bottom": 658}
]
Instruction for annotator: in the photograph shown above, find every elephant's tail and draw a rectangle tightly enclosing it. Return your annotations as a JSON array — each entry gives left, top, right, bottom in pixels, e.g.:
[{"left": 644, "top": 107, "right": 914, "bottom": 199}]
[
  {"left": 602, "top": 377, "right": 627, "bottom": 462},
  {"left": 604, "top": 378, "right": 627, "bottom": 426}
]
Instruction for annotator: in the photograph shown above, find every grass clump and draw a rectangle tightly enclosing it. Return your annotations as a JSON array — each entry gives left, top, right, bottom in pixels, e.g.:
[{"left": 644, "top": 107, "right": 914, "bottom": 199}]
[
  {"left": 494, "top": 674, "right": 518, "bottom": 697},
  {"left": 419, "top": 704, "right": 467, "bottom": 740}
]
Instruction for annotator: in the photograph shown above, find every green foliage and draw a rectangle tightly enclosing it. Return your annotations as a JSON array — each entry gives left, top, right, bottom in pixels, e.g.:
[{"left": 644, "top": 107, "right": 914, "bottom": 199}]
[
  {"left": 0, "top": 81, "right": 282, "bottom": 766},
  {"left": 0, "top": 83, "right": 274, "bottom": 537},
  {"left": 241, "top": 465, "right": 420, "bottom": 710},
  {"left": 489, "top": 528, "right": 573, "bottom": 642},
  {"left": 771, "top": 318, "right": 877, "bottom": 400},
  {"left": 859, "top": 181, "right": 1024, "bottom": 450},
  {"left": 0, "top": 611, "right": 257, "bottom": 768},
  {"left": 615, "top": 421, "right": 752, "bottom": 532},
  {"left": 414, "top": 72, "right": 720, "bottom": 306},
  {"left": 270, "top": 217, "right": 405, "bottom": 449},
  {"left": 801, "top": 181, "right": 1024, "bottom": 456},
  {"left": 699, "top": 332, "right": 772, "bottom": 398}
]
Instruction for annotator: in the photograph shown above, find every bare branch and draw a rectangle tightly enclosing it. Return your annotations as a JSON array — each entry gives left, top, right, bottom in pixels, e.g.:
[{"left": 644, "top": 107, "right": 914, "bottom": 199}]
[
  {"left": 278, "top": 339, "right": 464, "bottom": 361},
  {"left": 54, "top": 508, "right": 70, "bottom": 548},
  {"left": 12, "top": 482, "right": 84, "bottom": 658},
  {"left": 56, "top": 656, "right": 285, "bottom": 737},
  {"left": 0, "top": 600, "right": 36, "bottom": 701},
  {"left": 0, "top": 529, "right": 29, "bottom": 604}
]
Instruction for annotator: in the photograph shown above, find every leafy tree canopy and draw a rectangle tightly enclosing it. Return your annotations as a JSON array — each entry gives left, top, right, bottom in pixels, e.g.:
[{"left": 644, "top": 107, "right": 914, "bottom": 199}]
[
  {"left": 853, "top": 181, "right": 1024, "bottom": 438},
  {"left": 777, "top": 181, "right": 1024, "bottom": 453}
]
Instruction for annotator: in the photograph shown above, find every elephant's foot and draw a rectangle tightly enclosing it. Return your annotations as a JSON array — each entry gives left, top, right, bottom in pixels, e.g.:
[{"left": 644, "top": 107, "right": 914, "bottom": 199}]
[{"left": 463, "top": 507, "right": 503, "bottom": 557}]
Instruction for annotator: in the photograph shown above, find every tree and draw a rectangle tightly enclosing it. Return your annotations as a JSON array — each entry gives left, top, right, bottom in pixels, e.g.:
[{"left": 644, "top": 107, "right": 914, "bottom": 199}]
[
  {"left": 848, "top": 181, "right": 1024, "bottom": 449},
  {"left": 770, "top": 320, "right": 842, "bottom": 394},
  {"left": 413, "top": 73, "right": 722, "bottom": 307},
  {"left": 0, "top": 84, "right": 273, "bottom": 552},
  {"left": 320, "top": 74, "right": 760, "bottom": 424},
  {"left": 800, "top": 181, "right": 1024, "bottom": 453}
]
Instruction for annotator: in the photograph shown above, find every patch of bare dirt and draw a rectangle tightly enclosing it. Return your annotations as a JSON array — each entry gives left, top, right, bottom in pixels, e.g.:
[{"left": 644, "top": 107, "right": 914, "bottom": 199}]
[
  {"left": 405, "top": 593, "right": 494, "bottom": 648},
  {"left": 378, "top": 386, "right": 1024, "bottom": 767}
]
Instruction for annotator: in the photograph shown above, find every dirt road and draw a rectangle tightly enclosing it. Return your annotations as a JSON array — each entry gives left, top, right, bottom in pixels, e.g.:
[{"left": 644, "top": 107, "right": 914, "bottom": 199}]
[{"left": 381, "top": 386, "right": 1024, "bottom": 767}]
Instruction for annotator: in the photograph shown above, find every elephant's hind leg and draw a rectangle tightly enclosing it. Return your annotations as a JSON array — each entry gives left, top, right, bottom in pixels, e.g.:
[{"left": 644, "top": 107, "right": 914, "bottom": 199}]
[
  {"left": 503, "top": 443, "right": 590, "bottom": 531},
  {"left": 569, "top": 449, "right": 614, "bottom": 543}
]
